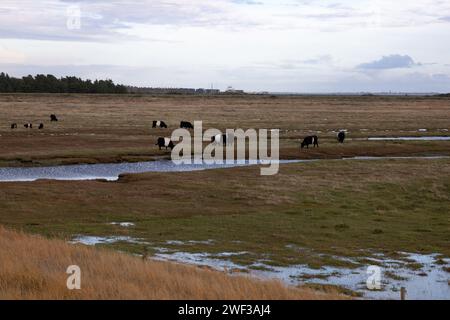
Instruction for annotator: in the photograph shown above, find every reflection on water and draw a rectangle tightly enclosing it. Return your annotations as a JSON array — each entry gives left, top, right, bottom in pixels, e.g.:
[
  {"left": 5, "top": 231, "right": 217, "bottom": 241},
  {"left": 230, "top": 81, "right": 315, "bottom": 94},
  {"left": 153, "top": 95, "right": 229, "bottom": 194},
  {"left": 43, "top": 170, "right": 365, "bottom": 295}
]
[
  {"left": 0, "top": 160, "right": 299, "bottom": 182},
  {"left": 153, "top": 248, "right": 450, "bottom": 300},
  {"left": 72, "top": 234, "right": 450, "bottom": 300},
  {"left": 1, "top": 157, "right": 450, "bottom": 182}
]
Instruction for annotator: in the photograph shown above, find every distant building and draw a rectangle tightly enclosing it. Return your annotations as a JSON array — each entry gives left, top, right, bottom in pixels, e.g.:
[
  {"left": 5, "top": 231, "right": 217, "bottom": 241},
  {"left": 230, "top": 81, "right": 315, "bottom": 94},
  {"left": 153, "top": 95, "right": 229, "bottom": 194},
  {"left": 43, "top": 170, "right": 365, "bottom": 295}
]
[{"left": 225, "top": 86, "right": 245, "bottom": 94}]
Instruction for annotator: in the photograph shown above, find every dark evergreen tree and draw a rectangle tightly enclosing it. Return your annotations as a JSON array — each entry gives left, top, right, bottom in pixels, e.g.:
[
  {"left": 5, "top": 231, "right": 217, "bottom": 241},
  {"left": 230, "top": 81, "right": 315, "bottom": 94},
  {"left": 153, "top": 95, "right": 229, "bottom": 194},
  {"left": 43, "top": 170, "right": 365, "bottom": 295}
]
[{"left": 0, "top": 73, "right": 127, "bottom": 94}]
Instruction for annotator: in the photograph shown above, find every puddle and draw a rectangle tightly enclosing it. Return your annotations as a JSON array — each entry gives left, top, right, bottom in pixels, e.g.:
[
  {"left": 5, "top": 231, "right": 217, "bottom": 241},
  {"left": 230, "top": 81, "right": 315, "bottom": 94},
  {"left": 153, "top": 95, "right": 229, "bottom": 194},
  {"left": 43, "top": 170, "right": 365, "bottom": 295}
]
[
  {"left": 344, "top": 156, "right": 450, "bottom": 161},
  {"left": 153, "top": 251, "right": 248, "bottom": 272},
  {"left": 110, "top": 222, "right": 135, "bottom": 227},
  {"left": 166, "top": 239, "right": 215, "bottom": 245},
  {"left": 151, "top": 247, "right": 449, "bottom": 300},
  {"left": 70, "top": 235, "right": 147, "bottom": 246},
  {"left": 368, "top": 136, "right": 450, "bottom": 141}
]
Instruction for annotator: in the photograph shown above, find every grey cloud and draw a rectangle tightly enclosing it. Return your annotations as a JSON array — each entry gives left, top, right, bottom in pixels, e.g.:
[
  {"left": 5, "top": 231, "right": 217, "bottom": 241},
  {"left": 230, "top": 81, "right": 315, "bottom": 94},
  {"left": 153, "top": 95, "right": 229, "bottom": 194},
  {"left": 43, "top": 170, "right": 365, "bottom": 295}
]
[
  {"left": 2, "top": 0, "right": 449, "bottom": 42},
  {"left": 0, "top": 0, "right": 259, "bottom": 42},
  {"left": 357, "top": 55, "right": 421, "bottom": 70}
]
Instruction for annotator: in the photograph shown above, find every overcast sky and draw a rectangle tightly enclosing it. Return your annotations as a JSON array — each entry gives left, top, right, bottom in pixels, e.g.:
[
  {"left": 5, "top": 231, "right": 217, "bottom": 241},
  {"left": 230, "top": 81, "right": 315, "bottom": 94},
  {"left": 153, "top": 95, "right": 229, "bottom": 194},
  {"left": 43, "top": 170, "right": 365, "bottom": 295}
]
[{"left": 1, "top": 0, "right": 450, "bottom": 92}]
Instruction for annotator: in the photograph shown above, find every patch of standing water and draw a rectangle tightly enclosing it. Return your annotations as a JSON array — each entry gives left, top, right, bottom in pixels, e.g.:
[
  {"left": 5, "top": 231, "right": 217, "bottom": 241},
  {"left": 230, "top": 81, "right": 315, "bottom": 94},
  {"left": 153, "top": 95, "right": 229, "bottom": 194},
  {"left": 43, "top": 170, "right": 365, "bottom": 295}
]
[
  {"left": 0, "top": 160, "right": 300, "bottom": 182},
  {"left": 153, "top": 251, "right": 248, "bottom": 272},
  {"left": 110, "top": 222, "right": 135, "bottom": 227},
  {"left": 166, "top": 239, "right": 215, "bottom": 245},
  {"left": 152, "top": 247, "right": 449, "bottom": 300},
  {"left": 1, "top": 157, "right": 450, "bottom": 182},
  {"left": 70, "top": 235, "right": 147, "bottom": 246},
  {"left": 367, "top": 136, "right": 450, "bottom": 141}
]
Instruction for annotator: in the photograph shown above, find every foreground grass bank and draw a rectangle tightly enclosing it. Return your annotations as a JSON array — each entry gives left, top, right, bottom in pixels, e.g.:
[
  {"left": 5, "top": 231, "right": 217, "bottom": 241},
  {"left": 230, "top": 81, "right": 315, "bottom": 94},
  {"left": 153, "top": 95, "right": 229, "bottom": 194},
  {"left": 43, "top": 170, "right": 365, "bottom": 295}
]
[{"left": 0, "top": 227, "right": 343, "bottom": 300}]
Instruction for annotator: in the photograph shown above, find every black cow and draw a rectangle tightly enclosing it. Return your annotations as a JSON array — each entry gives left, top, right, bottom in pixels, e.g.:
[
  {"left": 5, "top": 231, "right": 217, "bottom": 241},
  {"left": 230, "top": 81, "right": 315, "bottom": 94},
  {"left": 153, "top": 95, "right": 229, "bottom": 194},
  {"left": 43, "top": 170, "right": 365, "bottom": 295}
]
[
  {"left": 337, "top": 131, "right": 346, "bottom": 143},
  {"left": 38, "top": 123, "right": 44, "bottom": 130},
  {"left": 24, "top": 123, "right": 32, "bottom": 129},
  {"left": 301, "top": 135, "right": 319, "bottom": 149},
  {"left": 152, "top": 120, "right": 168, "bottom": 128},
  {"left": 156, "top": 137, "right": 174, "bottom": 150},
  {"left": 11, "top": 123, "right": 17, "bottom": 129},
  {"left": 50, "top": 114, "right": 58, "bottom": 122},
  {"left": 180, "top": 121, "right": 194, "bottom": 129}
]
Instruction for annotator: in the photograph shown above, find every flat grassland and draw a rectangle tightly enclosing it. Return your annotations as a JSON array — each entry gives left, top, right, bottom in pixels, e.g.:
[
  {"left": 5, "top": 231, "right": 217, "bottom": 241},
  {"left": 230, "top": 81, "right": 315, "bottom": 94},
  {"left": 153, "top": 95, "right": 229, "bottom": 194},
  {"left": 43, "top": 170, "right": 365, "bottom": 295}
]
[
  {"left": 0, "top": 94, "right": 449, "bottom": 297},
  {"left": 1, "top": 158, "right": 449, "bottom": 269},
  {"left": 0, "top": 94, "right": 449, "bottom": 166}
]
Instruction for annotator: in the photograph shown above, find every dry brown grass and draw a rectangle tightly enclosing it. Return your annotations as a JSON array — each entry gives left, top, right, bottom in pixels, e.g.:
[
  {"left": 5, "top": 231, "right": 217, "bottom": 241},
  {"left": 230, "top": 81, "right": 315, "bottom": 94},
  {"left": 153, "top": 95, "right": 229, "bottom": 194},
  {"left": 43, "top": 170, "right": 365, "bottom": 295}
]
[{"left": 0, "top": 226, "right": 343, "bottom": 300}]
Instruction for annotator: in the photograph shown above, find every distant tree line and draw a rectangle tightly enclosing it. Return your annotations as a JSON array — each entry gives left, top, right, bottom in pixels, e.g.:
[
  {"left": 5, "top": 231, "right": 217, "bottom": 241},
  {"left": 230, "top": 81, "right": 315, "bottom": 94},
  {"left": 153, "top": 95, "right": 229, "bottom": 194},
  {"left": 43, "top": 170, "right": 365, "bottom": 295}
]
[
  {"left": 0, "top": 73, "right": 127, "bottom": 94},
  {"left": 127, "top": 86, "right": 221, "bottom": 95}
]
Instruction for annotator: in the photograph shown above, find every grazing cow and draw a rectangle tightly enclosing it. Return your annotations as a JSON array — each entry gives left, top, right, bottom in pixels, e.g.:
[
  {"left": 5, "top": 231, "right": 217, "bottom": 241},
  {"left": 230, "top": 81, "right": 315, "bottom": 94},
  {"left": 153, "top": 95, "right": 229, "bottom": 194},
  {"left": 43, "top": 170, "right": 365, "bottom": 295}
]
[
  {"left": 180, "top": 121, "right": 194, "bottom": 129},
  {"left": 152, "top": 120, "right": 168, "bottom": 128},
  {"left": 337, "top": 131, "right": 346, "bottom": 143},
  {"left": 50, "top": 114, "right": 58, "bottom": 122},
  {"left": 155, "top": 137, "right": 175, "bottom": 150},
  {"left": 211, "top": 133, "right": 234, "bottom": 146},
  {"left": 11, "top": 123, "right": 17, "bottom": 129},
  {"left": 24, "top": 123, "right": 32, "bottom": 129},
  {"left": 300, "top": 135, "right": 319, "bottom": 149},
  {"left": 38, "top": 123, "right": 44, "bottom": 130}
]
